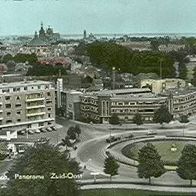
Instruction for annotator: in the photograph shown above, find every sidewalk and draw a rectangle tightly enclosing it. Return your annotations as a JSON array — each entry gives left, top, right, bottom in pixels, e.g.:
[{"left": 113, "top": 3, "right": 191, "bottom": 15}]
[{"left": 80, "top": 182, "right": 196, "bottom": 193}]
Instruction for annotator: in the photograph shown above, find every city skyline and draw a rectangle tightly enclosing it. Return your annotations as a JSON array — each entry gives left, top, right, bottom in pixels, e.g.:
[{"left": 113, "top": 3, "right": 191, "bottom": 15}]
[{"left": 0, "top": 0, "right": 196, "bottom": 36}]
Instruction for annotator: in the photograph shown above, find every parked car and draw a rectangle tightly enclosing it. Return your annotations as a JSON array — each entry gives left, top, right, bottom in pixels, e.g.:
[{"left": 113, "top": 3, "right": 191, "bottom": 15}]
[
  {"left": 147, "top": 130, "right": 157, "bottom": 135},
  {"left": 106, "top": 136, "right": 121, "bottom": 143},
  {"left": 35, "top": 129, "right": 41, "bottom": 134}
]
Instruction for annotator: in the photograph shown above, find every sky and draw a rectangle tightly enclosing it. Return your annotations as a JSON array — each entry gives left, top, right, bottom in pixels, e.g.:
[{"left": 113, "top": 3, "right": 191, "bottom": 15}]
[{"left": 0, "top": 0, "right": 196, "bottom": 35}]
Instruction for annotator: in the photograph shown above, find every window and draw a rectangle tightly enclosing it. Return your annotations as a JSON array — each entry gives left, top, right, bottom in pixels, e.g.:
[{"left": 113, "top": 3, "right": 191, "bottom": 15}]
[
  {"left": 16, "top": 111, "right": 21, "bottom": 115},
  {"left": 7, "top": 112, "right": 11, "bottom": 116},
  {"left": 48, "top": 108, "right": 52, "bottom": 111},
  {"left": 16, "top": 96, "right": 20, "bottom": 100},
  {"left": 2, "top": 89, "right": 9, "bottom": 93},
  {"left": 39, "top": 122, "right": 44, "bottom": 127},
  {"left": 24, "top": 87, "right": 27, "bottom": 90},
  {"left": 5, "top": 96, "right": 10, "bottom": 100},
  {"left": 17, "top": 119, "right": 21, "bottom": 122},
  {"left": 118, "top": 102, "right": 123, "bottom": 106},
  {"left": 6, "top": 120, "right": 12, "bottom": 124},
  {"left": 15, "top": 104, "right": 21, "bottom": 107},
  {"left": 5, "top": 104, "right": 11, "bottom": 109},
  {"left": 47, "top": 92, "right": 51, "bottom": 96}
]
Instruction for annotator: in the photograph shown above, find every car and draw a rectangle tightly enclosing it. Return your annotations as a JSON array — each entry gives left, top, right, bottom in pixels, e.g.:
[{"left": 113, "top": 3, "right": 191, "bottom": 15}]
[
  {"left": 46, "top": 127, "right": 52, "bottom": 132},
  {"left": 28, "top": 130, "right": 34, "bottom": 134},
  {"left": 35, "top": 129, "right": 41, "bottom": 134},
  {"left": 147, "top": 130, "right": 157, "bottom": 135},
  {"left": 51, "top": 126, "right": 57, "bottom": 131},
  {"left": 40, "top": 128, "right": 47, "bottom": 133},
  {"left": 18, "top": 130, "right": 26, "bottom": 135}
]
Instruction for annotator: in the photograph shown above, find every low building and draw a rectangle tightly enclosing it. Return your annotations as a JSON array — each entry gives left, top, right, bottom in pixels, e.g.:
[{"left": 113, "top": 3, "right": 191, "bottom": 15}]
[
  {"left": 158, "top": 44, "right": 185, "bottom": 52},
  {"left": 140, "top": 78, "right": 186, "bottom": 94}
]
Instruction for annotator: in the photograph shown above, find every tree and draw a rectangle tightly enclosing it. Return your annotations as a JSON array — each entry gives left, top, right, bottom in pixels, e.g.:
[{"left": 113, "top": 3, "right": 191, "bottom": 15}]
[
  {"left": 74, "top": 125, "right": 81, "bottom": 138},
  {"left": 153, "top": 105, "right": 173, "bottom": 125},
  {"left": 67, "top": 126, "right": 77, "bottom": 140},
  {"left": 1, "top": 54, "right": 13, "bottom": 63},
  {"left": 192, "top": 67, "right": 196, "bottom": 86},
  {"left": 104, "top": 156, "right": 119, "bottom": 181},
  {"left": 109, "top": 114, "right": 120, "bottom": 125},
  {"left": 6, "top": 142, "right": 80, "bottom": 196},
  {"left": 178, "top": 62, "right": 187, "bottom": 80},
  {"left": 179, "top": 115, "right": 189, "bottom": 136},
  {"left": 137, "top": 143, "right": 165, "bottom": 184},
  {"left": 179, "top": 115, "right": 189, "bottom": 124},
  {"left": 133, "top": 113, "right": 143, "bottom": 126},
  {"left": 177, "top": 144, "right": 196, "bottom": 186},
  {"left": 61, "top": 136, "right": 72, "bottom": 150}
]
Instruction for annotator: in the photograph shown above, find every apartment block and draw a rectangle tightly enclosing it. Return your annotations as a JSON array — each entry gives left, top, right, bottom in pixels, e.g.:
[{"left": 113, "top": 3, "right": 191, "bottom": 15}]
[{"left": 0, "top": 80, "right": 55, "bottom": 132}]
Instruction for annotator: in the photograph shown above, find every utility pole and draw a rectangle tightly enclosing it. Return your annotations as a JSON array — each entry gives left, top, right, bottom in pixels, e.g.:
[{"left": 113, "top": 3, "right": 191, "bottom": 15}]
[
  {"left": 160, "top": 58, "right": 163, "bottom": 79},
  {"left": 112, "top": 67, "right": 115, "bottom": 90}
]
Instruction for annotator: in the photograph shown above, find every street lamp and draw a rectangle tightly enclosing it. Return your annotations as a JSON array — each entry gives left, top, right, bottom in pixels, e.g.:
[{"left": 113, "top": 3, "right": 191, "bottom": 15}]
[{"left": 109, "top": 128, "right": 112, "bottom": 147}]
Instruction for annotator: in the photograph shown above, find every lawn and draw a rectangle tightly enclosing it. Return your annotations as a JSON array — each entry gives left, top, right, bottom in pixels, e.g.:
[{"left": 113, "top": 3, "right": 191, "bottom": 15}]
[
  {"left": 80, "top": 189, "right": 191, "bottom": 196},
  {"left": 122, "top": 140, "right": 195, "bottom": 166}
]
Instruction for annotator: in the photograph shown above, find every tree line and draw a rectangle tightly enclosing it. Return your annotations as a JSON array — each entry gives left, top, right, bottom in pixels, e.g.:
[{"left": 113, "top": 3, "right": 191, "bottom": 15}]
[{"left": 86, "top": 42, "right": 176, "bottom": 78}]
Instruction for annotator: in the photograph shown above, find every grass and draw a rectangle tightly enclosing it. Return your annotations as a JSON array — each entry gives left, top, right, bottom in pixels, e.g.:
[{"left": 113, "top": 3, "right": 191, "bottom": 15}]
[
  {"left": 122, "top": 140, "right": 194, "bottom": 166},
  {"left": 80, "top": 189, "right": 191, "bottom": 196}
]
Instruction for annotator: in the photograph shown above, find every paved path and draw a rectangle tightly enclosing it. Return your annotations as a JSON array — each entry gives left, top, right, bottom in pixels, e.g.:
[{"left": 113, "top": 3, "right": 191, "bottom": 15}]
[{"left": 80, "top": 182, "right": 196, "bottom": 193}]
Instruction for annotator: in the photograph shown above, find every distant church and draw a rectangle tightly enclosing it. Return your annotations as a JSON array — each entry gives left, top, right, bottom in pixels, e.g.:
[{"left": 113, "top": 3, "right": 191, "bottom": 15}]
[{"left": 28, "top": 22, "right": 61, "bottom": 46}]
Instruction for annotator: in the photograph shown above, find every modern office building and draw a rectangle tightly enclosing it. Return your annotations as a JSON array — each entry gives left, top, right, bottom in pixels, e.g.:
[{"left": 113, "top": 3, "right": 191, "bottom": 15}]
[
  {"left": 80, "top": 87, "right": 196, "bottom": 123},
  {"left": 0, "top": 80, "right": 55, "bottom": 132}
]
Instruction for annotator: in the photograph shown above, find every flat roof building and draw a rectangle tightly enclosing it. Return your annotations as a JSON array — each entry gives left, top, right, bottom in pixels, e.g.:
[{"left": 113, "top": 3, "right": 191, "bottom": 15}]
[{"left": 0, "top": 80, "right": 55, "bottom": 132}]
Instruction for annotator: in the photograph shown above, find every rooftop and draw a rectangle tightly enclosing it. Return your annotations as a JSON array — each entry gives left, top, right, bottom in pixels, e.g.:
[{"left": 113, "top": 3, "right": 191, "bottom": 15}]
[
  {"left": 0, "top": 80, "right": 52, "bottom": 89},
  {"left": 160, "top": 87, "right": 196, "bottom": 97},
  {"left": 87, "top": 88, "right": 151, "bottom": 96}
]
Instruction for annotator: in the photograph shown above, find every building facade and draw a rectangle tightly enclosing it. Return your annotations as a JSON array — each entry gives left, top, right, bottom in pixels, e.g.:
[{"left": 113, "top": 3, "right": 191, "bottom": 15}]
[
  {"left": 140, "top": 78, "right": 186, "bottom": 94},
  {"left": 80, "top": 87, "right": 196, "bottom": 123},
  {"left": 0, "top": 80, "right": 55, "bottom": 132}
]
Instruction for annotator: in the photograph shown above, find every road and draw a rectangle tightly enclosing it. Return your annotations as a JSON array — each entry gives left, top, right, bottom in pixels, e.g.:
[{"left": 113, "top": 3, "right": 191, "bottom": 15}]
[
  {"left": 13, "top": 117, "right": 196, "bottom": 186},
  {"left": 75, "top": 121, "right": 196, "bottom": 186}
]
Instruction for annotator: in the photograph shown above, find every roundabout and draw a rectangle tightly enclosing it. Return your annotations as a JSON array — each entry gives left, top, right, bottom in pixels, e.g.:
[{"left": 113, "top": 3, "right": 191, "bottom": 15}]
[
  {"left": 121, "top": 138, "right": 196, "bottom": 167},
  {"left": 75, "top": 122, "right": 196, "bottom": 192},
  {"left": 107, "top": 136, "right": 196, "bottom": 170}
]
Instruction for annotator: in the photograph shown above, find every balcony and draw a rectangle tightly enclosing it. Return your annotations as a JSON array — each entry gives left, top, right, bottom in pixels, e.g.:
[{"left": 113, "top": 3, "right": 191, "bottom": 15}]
[
  {"left": 26, "top": 97, "right": 45, "bottom": 102},
  {"left": 26, "top": 105, "right": 45, "bottom": 109},
  {"left": 26, "top": 112, "right": 46, "bottom": 117}
]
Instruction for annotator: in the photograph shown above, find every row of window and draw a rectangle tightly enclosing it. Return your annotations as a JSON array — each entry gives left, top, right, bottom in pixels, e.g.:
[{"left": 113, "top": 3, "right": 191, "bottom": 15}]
[
  {"left": 81, "top": 98, "right": 98, "bottom": 105},
  {"left": 111, "top": 101, "right": 166, "bottom": 106},
  {"left": 5, "top": 103, "right": 21, "bottom": 109},
  {"left": 81, "top": 106, "right": 98, "bottom": 112},
  {"left": 111, "top": 109, "right": 154, "bottom": 113},
  {"left": 1, "top": 85, "right": 50, "bottom": 94}
]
